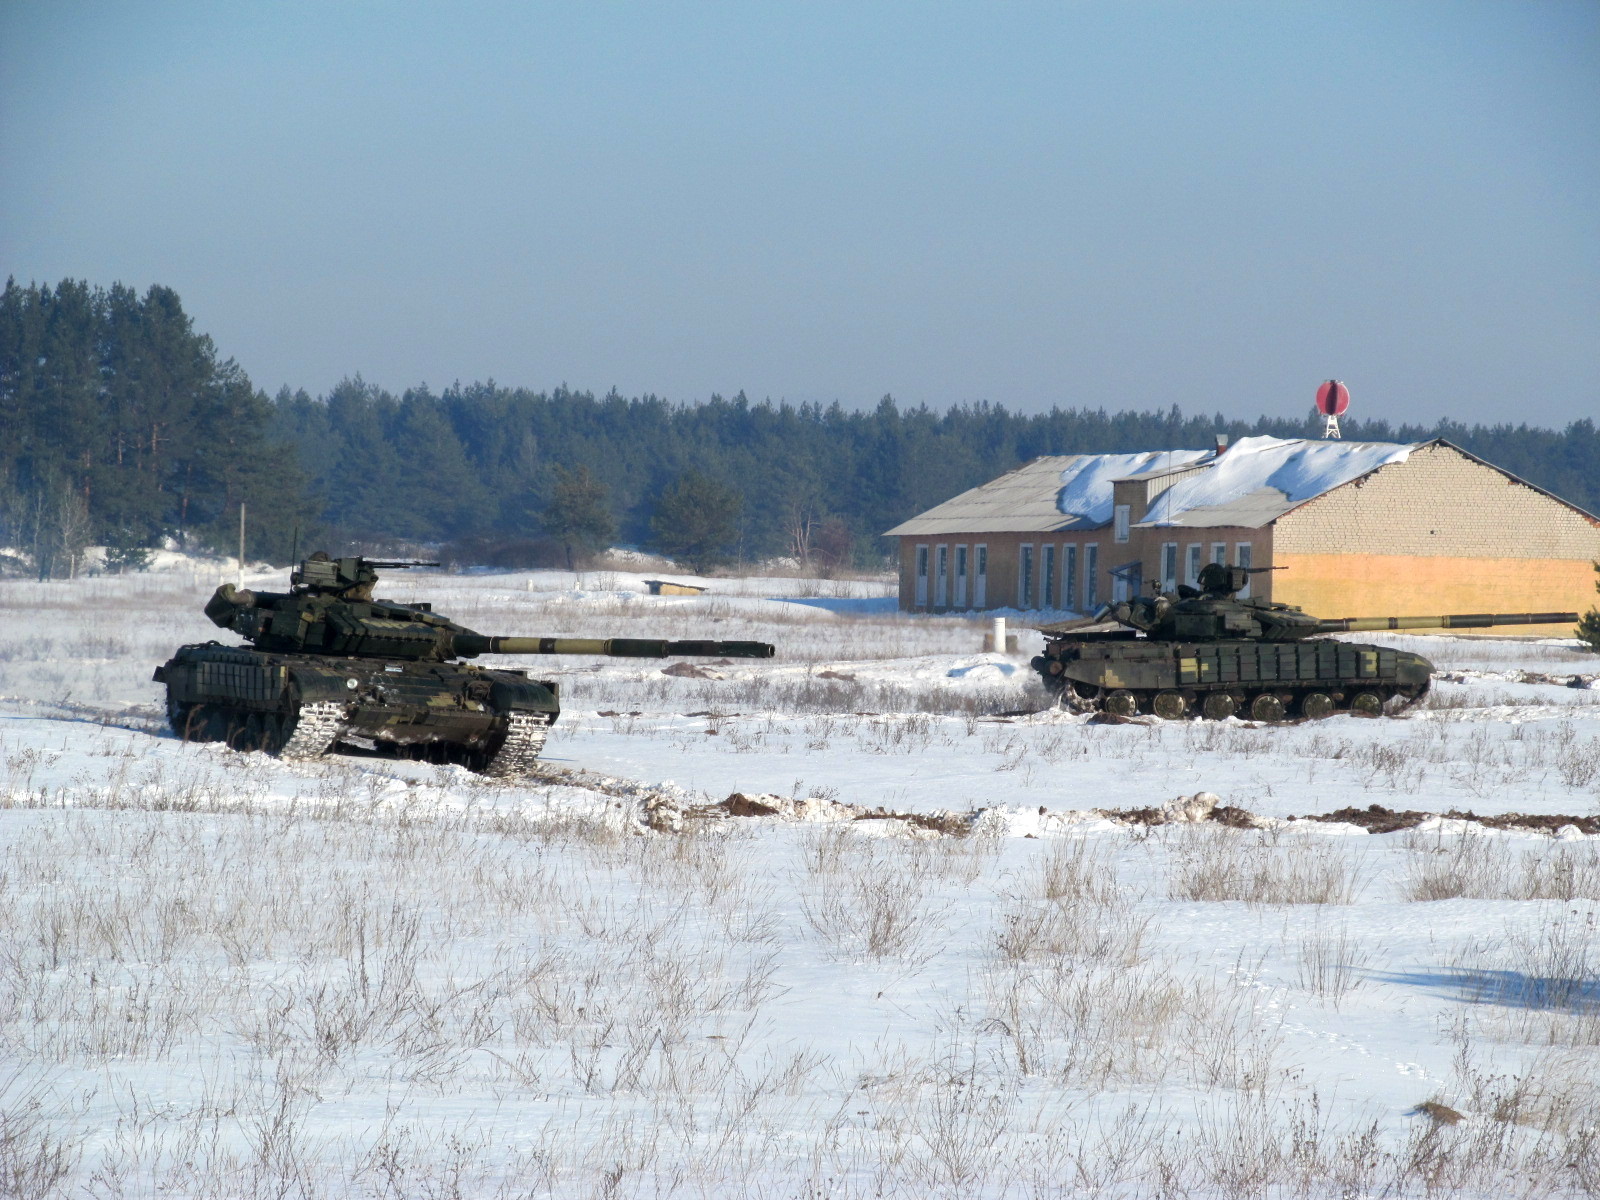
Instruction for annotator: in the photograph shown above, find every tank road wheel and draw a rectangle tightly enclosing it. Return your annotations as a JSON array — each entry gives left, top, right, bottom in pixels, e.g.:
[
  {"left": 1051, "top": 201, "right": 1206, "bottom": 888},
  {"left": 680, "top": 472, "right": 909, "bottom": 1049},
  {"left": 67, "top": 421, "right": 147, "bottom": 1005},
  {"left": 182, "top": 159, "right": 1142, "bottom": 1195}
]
[
  {"left": 168, "top": 698, "right": 221, "bottom": 743},
  {"left": 1249, "top": 693, "right": 1286, "bottom": 723},
  {"left": 1152, "top": 691, "right": 1187, "bottom": 721},
  {"left": 225, "top": 710, "right": 261, "bottom": 751},
  {"left": 1103, "top": 689, "right": 1139, "bottom": 718},
  {"left": 258, "top": 712, "right": 288, "bottom": 754},
  {"left": 1350, "top": 691, "right": 1384, "bottom": 718},
  {"left": 1201, "top": 692, "right": 1237, "bottom": 721},
  {"left": 1301, "top": 692, "right": 1335, "bottom": 721}
]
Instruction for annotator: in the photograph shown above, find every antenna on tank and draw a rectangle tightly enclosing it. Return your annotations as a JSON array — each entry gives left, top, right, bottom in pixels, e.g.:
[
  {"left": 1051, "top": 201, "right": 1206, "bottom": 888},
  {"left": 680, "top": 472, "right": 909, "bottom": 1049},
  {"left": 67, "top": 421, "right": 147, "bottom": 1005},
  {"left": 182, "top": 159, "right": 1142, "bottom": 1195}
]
[{"left": 1315, "top": 380, "right": 1349, "bottom": 439}]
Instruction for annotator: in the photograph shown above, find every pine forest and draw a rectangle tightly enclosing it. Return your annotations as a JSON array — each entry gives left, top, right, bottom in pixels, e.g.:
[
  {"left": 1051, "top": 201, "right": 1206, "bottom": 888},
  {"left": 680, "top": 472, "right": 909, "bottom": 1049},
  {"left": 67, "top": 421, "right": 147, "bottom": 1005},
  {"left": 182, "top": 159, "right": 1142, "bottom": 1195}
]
[{"left": 5, "top": 277, "right": 1599, "bottom": 575}]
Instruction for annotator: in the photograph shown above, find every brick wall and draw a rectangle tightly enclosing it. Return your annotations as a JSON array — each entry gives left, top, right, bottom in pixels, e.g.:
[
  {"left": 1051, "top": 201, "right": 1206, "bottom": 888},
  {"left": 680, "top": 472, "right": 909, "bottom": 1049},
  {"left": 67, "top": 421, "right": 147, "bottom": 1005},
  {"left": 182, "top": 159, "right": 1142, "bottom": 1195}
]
[{"left": 1276, "top": 442, "right": 1600, "bottom": 560}]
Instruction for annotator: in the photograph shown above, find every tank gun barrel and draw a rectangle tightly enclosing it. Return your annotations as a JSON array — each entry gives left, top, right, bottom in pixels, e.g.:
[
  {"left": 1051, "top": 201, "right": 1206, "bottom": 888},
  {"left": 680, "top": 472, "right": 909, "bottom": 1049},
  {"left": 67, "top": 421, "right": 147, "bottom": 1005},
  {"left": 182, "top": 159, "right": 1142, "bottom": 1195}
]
[
  {"left": 1316, "top": 612, "right": 1577, "bottom": 633},
  {"left": 451, "top": 635, "right": 775, "bottom": 659}
]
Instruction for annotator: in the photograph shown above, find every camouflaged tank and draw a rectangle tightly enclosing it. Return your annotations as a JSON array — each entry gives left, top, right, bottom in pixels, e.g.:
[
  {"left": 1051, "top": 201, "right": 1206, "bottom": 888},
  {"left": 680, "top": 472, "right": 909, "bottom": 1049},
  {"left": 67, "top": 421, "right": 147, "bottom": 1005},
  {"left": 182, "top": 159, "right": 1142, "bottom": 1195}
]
[
  {"left": 1030, "top": 564, "right": 1576, "bottom": 721},
  {"left": 154, "top": 554, "right": 775, "bottom": 774}
]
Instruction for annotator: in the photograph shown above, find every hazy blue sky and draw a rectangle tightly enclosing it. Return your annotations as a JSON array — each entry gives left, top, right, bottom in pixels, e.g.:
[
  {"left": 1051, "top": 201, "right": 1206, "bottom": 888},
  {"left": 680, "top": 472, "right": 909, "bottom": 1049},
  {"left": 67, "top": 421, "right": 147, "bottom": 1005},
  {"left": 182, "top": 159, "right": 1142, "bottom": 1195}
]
[{"left": 3, "top": 1, "right": 1596, "bottom": 427}]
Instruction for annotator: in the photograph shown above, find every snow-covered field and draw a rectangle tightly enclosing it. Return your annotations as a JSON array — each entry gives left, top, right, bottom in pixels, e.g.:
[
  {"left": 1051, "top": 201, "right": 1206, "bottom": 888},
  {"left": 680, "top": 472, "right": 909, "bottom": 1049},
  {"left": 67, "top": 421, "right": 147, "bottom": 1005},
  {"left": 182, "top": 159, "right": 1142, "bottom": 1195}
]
[{"left": 2, "top": 565, "right": 1598, "bottom": 1197}]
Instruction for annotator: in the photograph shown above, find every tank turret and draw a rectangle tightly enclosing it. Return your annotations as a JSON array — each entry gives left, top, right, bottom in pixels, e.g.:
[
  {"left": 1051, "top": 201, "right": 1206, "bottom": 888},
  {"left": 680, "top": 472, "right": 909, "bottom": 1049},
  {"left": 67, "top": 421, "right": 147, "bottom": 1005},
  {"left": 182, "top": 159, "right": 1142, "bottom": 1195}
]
[
  {"left": 156, "top": 553, "right": 775, "bottom": 774},
  {"left": 1032, "top": 563, "right": 1576, "bottom": 721},
  {"left": 202, "top": 554, "right": 774, "bottom": 662}
]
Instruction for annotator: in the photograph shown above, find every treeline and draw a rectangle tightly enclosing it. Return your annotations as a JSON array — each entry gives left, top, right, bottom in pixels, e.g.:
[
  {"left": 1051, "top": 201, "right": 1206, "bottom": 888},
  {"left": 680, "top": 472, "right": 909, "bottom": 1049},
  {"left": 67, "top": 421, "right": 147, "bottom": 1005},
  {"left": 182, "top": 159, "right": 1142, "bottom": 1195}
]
[
  {"left": 6, "top": 278, "right": 1600, "bottom": 574},
  {"left": 270, "top": 381, "right": 1600, "bottom": 567},
  {"left": 0, "top": 278, "right": 304, "bottom": 575}
]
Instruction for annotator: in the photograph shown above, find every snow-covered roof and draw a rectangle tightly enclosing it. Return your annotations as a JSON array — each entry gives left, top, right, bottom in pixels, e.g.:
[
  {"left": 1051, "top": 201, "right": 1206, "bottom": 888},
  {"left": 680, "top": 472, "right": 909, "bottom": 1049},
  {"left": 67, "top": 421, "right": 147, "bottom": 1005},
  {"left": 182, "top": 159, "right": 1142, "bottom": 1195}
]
[
  {"left": 1055, "top": 450, "right": 1210, "bottom": 524},
  {"left": 884, "top": 436, "right": 1428, "bottom": 538},
  {"left": 1135, "top": 435, "right": 1413, "bottom": 529}
]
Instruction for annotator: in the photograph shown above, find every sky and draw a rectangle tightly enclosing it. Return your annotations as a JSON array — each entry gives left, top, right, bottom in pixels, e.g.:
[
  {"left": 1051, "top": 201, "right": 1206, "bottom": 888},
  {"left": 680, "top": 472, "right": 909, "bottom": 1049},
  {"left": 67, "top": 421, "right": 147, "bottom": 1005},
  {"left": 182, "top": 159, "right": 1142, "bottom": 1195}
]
[{"left": 2, "top": 1, "right": 1596, "bottom": 429}]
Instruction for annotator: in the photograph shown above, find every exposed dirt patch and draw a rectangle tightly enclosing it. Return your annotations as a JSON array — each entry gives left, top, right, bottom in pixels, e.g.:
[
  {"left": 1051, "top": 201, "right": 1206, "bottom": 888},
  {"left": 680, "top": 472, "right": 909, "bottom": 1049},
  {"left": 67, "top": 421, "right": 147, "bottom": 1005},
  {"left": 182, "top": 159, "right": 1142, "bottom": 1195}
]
[
  {"left": 1291, "top": 804, "right": 1600, "bottom": 836},
  {"left": 1412, "top": 1101, "right": 1465, "bottom": 1126},
  {"left": 852, "top": 807, "right": 973, "bottom": 836},
  {"left": 1209, "top": 805, "right": 1264, "bottom": 829},
  {"left": 663, "top": 662, "right": 724, "bottom": 680},
  {"left": 1097, "top": 805, "right": 1166, "bottom": 824},
  {"left": 1435, "top": 669, "right": 1598, "bottom": 690},
  {"left": 720, "top": 792, "right": 782, "bottom": 817},
  {"left": 643, "top": 787, "right": 1596, "bottom": 842},
  {"left": 1299, "top": 805, "right": 1434, "bottom": 834}
]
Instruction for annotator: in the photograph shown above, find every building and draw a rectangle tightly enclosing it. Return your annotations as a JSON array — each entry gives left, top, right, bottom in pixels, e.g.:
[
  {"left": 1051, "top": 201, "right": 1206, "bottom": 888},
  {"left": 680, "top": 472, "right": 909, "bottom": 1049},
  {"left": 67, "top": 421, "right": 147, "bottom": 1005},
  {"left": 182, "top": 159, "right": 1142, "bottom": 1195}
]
[{"left": 883, "top": 435, "right": 1600, "bottom": 632}]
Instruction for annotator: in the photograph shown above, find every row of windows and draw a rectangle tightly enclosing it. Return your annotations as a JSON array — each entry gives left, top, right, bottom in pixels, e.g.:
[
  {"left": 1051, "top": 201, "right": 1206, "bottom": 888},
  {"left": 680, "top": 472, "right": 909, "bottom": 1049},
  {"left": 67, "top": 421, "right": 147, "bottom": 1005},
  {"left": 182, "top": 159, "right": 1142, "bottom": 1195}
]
[
  {"left": 913, "top": 543, "right": 989, "bottom": 608},
  {"left": 1016, "top": 541, "right": 1100, "bottom": 612},
  {"left": 913, "top": 541, "right": 1103, "bottom": 611},
  {"left": 914, "top": 540, "right": 1255, "bottom": 610}
]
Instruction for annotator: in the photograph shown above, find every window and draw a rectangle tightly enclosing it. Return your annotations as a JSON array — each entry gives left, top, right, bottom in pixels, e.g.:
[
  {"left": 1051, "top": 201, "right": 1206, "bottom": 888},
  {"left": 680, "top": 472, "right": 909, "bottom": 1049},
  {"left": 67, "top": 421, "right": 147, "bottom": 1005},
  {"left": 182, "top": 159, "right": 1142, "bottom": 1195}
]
[
  {"left": 1211, "top": 542, "right": 1227, "bottom": 569},
  {"left": 1235, "top": 542, "right": 1253, "bottom": 598},
  {"left": 915, "top": 544, "right": 929, "bottom": 607},
  {"left": 1113, "top": 504, "right": 1131, "bottom": 543},
  {"left": 1186, "top": 543, "right": 1203, "bottom": 587},
  {"left": 974, "top": 544, "right": 988, "bottom": 607},
  {"left": 954, "top": 545, "right": 969, "bottom": 607},
  {"left": 1019, "top": 544, "right": 1035, "bottom": 609},
  {"left": 1042, "top": 544, "right": 1056, "bottom": 608},
  {"left": 1160, "top": 542, "right": 1178, "bottom": 592},
  {"left": 1062, "top": 544, "right": 1078, "bottom": 612},
  {"left": 1083, "top": 543, "right": 1099, "bottom": 610},
  {"left": 935, "top": 544, "right": 948, "bottom": 607}
]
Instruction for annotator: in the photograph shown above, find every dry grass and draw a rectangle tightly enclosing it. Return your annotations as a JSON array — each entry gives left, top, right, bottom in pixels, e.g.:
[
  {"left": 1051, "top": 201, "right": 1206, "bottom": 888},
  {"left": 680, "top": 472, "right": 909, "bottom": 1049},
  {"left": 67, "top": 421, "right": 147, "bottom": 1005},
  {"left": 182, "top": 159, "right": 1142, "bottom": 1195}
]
[
  {"left": 1168, "top": 826, "right": 1368, "bottom": 905},
  {"left": 3, "top": 797, "right": 1598, "bottom": 1196},
  {"left": 1405, "top": 831, "right": 1600, "bottom": 902},
  {"left": 794, "top": 826, "right": 961, "bottom": 962},
  {"left": 1296, "top": 922, "right": 1376, "bottom": 1009}
]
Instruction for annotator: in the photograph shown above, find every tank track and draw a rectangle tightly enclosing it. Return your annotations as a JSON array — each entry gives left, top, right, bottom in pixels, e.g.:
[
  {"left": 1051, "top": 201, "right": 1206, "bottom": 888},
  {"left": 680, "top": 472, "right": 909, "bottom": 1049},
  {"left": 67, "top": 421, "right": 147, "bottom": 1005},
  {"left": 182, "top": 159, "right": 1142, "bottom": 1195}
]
[
  {"left": 278, "top": 701, "right": 349, "bottom": 761},
  {"left": 484, "top": 712, "right": 553, "bottom": 778},
  {"left": 1046, "top": 681, "right": 1426, "bottom": 721}
]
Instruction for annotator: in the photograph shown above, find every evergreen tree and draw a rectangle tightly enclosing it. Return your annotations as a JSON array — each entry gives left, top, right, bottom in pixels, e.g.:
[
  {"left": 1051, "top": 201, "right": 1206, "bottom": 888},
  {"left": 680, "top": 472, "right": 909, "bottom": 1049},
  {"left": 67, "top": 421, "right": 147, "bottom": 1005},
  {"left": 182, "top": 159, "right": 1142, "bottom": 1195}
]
[
  {"left": 542, "top": 465, "right": 614, "bottom": 569},
  {"left": 0, "top": 278, "right": 297, "bottom": 568},
  {"left": 650, "top": 471, "right": 742, "bottom": 572},
  {"left": 1578, "top": 563, "right": 1600, "bottom": 652}
]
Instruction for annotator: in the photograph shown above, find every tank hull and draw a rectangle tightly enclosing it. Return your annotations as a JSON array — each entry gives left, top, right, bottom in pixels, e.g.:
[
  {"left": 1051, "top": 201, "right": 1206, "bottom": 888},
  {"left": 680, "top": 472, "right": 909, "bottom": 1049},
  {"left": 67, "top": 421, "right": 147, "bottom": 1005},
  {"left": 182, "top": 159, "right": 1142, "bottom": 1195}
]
[
  {"left": 1031, "top": 633, "right": 1433, "bottom": 720},
  {"left": 154, "top": 642, "right": 560, "bottom": 773}
]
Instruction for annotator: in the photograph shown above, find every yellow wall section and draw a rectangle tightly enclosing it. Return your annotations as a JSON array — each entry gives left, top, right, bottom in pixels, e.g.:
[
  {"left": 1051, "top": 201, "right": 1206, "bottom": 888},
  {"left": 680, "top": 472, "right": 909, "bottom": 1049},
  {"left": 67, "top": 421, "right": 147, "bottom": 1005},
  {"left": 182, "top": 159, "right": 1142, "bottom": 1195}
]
[
  {"left": 1272, "top": 553, "right": 1594, "bottom": 635},
  {"left": 1277, "top": 443, "right": 1600, "bottom": 560}
]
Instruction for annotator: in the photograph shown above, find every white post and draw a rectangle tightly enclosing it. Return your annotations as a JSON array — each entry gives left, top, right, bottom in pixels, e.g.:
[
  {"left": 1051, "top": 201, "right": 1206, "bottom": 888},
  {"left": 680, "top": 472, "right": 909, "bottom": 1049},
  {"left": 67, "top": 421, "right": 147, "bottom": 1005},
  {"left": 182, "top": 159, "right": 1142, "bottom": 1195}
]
[
  {"left": 992, "top": 616, "right": 1006, "bottom": 655},
  {"left": 237, "top": 503, "right": 245, "bottom": 588}
]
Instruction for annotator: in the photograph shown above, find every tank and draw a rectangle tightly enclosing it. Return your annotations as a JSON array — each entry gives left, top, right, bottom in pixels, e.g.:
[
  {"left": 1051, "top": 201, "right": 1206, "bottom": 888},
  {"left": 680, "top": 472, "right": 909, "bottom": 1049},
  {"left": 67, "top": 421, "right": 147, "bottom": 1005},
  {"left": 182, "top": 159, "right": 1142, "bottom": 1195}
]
[
  {"left": 1030, "top": 563, "right": 1577, "bottom": 721},
  {"left": 153, "top": 553, "right": 775, "bottom": 774}
]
